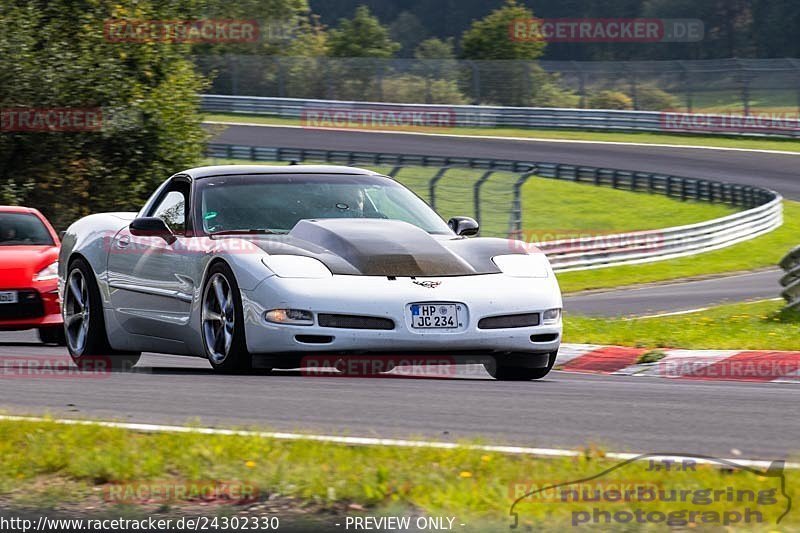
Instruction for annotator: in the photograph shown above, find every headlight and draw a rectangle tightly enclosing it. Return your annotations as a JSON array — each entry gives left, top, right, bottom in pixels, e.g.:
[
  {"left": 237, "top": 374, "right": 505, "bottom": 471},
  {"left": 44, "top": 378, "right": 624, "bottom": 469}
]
[
  {"left": 265, "top": 309, "right": 314, "bottom": 325},
  {"left": 35, "top": 261, "right": 58, "bottom": 281},
  {"left": 542, "top": 308, "right": 561, "bottom": 324},
  {"left": 262, "top": 255, "right": 332, "bottom": 278},
  {"left": 492, "top": 254, "right": 549, "bottom": 278}
]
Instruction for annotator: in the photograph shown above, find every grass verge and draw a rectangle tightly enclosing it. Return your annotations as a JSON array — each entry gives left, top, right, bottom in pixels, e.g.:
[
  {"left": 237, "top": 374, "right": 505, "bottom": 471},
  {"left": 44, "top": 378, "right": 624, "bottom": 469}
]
[
  {"left": 204, "top": 113, "right": 800, "bottom": 153},
  {"left": 1, "top": 419, "right": 796, "bottom": 531},
  {"left": 565, "top": 299, "right": 800, "bottom": 351}
]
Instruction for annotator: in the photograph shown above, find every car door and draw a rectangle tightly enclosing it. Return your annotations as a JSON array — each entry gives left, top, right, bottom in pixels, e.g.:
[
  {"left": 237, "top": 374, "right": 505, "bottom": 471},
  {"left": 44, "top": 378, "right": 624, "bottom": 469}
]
[{"left": 107, "top": 177, "right": 195, "bottom": 346}]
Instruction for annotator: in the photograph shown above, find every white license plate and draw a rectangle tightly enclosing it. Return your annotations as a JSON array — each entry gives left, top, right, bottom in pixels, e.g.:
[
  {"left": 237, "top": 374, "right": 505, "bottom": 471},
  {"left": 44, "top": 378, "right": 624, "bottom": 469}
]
[
  {"left": 411, "top": 303, "right": 459, "bottom": 329},
  {"left": 0, "top": 291, "right": 18, "bottom": 304}
]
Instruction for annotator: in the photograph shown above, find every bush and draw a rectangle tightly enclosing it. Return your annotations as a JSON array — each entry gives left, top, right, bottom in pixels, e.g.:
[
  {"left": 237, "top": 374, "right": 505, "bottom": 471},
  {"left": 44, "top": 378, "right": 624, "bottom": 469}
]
[
  {"left": 380, "top": 75, "right": 468, "bottom": 104},
  {"left": 588, "top": 90, "right": 634, "bottom": 110},
  {"left": 635, "top": 85, "right": 679, "bottom": 111},
  {"left": 529, "top": 71, "right": 581, "bottom": 108}
]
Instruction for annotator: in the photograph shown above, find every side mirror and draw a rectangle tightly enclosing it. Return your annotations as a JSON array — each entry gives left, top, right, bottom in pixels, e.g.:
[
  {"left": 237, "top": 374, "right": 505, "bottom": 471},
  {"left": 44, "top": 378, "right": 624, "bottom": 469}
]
[
  {"left": 448, "top": 216, "right": 479, "bottom": 237},
  {"left": 130, "top": 217, "right": 174, "bottom": 241}
]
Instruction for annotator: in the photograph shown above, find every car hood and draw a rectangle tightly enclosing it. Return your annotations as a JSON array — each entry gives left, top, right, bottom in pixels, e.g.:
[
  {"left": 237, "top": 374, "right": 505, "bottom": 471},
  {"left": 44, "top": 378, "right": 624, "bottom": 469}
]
[
  {"left": 0, "top": 245, "right": 59, "bottom": 287},
  {"left": 251, "top": 219, "right": 524, "bottom": 277}
]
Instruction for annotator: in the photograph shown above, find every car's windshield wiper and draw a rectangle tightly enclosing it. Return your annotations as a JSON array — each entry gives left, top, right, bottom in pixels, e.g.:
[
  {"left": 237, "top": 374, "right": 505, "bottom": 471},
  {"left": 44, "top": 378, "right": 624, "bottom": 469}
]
[{"left": 208, "top": 229, "right": 280, "bottom": 237}]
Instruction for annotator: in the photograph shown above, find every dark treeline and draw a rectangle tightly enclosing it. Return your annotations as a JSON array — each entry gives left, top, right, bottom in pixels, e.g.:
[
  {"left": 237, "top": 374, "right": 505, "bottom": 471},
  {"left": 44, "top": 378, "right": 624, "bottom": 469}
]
[{"left": 309, "top": 0, "right": 800, "bottom": 60}]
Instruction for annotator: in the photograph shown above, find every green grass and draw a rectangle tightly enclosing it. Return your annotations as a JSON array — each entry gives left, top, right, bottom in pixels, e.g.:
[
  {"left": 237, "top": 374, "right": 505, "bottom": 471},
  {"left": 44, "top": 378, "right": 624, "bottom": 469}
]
[
  {"left": 1, "top": 419, "right": 797, "bottom": 530},
  {"left": 519, "top": 177, "right": 735, "bottom": 241},
  {"left": 565, "top": 299, "right": 800, "bottom": 351},
  {"left": 204, "top": 113, "right": 800, "bottom": 153},
  {"left": 202, "top": 157, "right": 736, "bottom": 242},
  {"left": 556, "top": 200, "right": 800, "bottom": 293}
]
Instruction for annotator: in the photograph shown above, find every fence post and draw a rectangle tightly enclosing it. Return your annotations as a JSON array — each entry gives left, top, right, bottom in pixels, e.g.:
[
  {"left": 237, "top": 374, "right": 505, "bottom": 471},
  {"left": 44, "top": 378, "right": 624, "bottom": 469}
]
[
  {"left": 230, "top": 54, "right": 239, "bottom": 96},
  {"left": 473, "top": 171, "right": 494, "bottom": 228},
  {"left": 511, "top": 169, "right": 537, "bottom": 239},
  {"left": 428, "top": 167, "right": 450, "bottom": 209},
  {"left": 275, "top": 57, "right": 285, "bottom": 98},
  {"left": 572, "top": 62, "right": 587, "bottom": 109},
  {"left": 629, "top": 69, "right": 639, "bottom": 110},
  {"left": 679, "top": 61, "right": 693, "bottom": 113},
  {"left": 467, "top": 60, "right": 481, "bottom": 105}
]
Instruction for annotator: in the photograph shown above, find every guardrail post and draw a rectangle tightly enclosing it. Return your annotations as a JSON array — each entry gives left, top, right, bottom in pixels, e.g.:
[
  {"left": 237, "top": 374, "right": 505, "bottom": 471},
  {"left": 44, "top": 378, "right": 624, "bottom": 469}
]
[
  {"left": 510, "top": 169, "right": 537, "bottom": 239},
  {"left": 473, "top": 171, "right": 494, "bottom": 228},
  {"left": 428, "top": 167, "right": 450, "bottom": 209}
]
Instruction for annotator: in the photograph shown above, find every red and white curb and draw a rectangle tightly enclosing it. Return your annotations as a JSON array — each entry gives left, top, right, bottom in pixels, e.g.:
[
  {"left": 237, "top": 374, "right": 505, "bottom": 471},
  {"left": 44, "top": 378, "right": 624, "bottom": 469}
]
[{"left": 556, "top": 344, "right": 800, "bottom": 383}]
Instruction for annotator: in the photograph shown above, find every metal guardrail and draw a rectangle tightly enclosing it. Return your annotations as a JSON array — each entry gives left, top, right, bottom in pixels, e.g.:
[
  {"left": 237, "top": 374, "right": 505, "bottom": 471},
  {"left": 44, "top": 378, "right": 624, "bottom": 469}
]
[
  {"left": 779, "top": 246, "right": 800, "bottom": 310},
  {"left": 206, "top": 143, "right": 783, "bottom": 272},
  {"left": 202, "top": 95, "right": 800, "bottom": 139}
]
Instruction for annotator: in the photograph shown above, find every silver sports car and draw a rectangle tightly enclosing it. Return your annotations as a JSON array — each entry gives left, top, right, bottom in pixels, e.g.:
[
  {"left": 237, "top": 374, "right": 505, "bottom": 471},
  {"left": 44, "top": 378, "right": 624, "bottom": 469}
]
[{"left": 59, "top": 165, "right": 562, "bottom": 380}]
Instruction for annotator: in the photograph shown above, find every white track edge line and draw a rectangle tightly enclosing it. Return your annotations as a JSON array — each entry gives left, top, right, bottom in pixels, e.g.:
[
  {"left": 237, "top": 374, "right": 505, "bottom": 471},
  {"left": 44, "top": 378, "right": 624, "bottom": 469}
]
[
  {"left": 204, "top": 121, "right": 800, "bottom": 157},
  {"left": 2, "top": 415, "right": 795, "bottom": 470}
]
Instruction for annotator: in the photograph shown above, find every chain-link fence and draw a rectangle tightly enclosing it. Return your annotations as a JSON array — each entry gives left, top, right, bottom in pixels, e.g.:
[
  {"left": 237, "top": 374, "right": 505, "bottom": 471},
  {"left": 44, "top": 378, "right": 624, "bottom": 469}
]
[{"left": 194, "top": 56, "right": 800, "bottom": 114}]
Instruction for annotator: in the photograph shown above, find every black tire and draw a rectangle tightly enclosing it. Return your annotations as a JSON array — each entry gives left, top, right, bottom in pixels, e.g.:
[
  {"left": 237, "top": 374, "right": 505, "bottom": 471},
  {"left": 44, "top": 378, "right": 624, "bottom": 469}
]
[
  {"left": 38, "top": 327, "right": 66, "bottom": 346},
  {"left": 64, "top": 258, "right": 141, "bottom": 371},
  {"left": 201, "top": 262, "right": 252, "bottom": 373},
  {"left": 485, "top": 352, "right": 558, "bottom": 381}
]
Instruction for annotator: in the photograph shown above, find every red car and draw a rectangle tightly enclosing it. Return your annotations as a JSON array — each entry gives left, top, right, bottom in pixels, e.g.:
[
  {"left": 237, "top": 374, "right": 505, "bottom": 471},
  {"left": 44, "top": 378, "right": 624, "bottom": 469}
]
[{"left": 0, "top": 206, "right": 64, "bottom": 344}]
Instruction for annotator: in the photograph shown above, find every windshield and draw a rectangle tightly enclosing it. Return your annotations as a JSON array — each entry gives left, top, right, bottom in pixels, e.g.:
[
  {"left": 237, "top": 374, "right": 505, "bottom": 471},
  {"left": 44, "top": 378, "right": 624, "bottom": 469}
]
[
  {"left": 0, "top": 212, "right": 54, "bottom": 246},
  {"left": 197, "top": 173, "right": 453, "bottom": 235}
]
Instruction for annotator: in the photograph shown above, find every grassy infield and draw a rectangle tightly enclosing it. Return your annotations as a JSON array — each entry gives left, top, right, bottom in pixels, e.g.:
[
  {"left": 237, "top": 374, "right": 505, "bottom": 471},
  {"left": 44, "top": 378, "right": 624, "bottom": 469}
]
[
  {"left": 4, "top": 118, "right": 798, "bottom": 528},
  {"left": 2, "top": 420, "right": 797, "bottom": 530}
]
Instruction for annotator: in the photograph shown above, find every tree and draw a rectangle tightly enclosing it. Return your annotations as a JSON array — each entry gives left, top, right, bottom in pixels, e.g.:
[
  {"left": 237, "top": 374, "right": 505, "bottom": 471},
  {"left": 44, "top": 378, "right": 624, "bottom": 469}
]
[
  {"left": 390, "top": 11, "right": 429, "bottom": 57},
  {"left": 460, "top": 0, "right": 545, "bottom": 61},
  {"left": 0, "top": 0, "right": 207, "bottom": 229},
  {"left": 414, "top": 38, "right": 455, "bottom": 60},
  {"left": 459, "top": 0, "right": 559, "bottom": 106},
  {"left": 328, "top": 5, "right": 400, "bottom": 58}
]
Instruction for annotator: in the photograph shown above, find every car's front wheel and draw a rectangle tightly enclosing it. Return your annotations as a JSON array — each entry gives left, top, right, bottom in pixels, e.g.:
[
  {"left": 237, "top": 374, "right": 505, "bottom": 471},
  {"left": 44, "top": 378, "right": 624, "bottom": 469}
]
[
  {"left": 485, "top": 352, "right": 558, "bottom": 381},
  {"left": 201, "top": 262, "right": 252, "bottom": 373},
  {"left": 64, "top": 258, "right": 141, "bottom": 371}
]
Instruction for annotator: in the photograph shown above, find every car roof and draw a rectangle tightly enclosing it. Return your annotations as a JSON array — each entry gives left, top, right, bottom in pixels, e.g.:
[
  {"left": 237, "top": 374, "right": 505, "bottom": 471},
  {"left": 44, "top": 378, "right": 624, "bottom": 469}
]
[
  {"left": 178, "top": 164, "right": 383, "bottom": 180},
  {"left": 0, "top": 206, "right": 39, "bottom": 214}
]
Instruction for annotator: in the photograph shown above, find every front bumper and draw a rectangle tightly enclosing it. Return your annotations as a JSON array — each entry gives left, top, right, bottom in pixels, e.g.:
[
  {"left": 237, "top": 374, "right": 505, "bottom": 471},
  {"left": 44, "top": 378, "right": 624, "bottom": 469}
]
[
  {"left": 240, "top": 273, "right": 562, "bottom": 360},
  {"left": 0, "top": 282, "right": 62, "bottom": 331}
]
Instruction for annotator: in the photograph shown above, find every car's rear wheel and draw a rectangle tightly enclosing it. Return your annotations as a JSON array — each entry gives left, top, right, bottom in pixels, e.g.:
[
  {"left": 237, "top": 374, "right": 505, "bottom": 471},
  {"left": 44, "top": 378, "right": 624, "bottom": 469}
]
[
  {"left": 485, "top": 351, "right": 558, "bottom": 381},
  {"left": 201, "top": 262, "right": 252, "bottom": 373},
  {"left": 64, "top": 258, "right": 141, "bottom": 371},
  {"left": 38, "top": 326, "right": 66, "bottom": 346}
]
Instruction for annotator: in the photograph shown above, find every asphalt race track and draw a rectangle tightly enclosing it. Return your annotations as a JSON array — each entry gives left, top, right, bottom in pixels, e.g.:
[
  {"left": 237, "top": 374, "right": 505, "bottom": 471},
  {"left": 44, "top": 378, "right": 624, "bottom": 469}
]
[
  {"left": 565, "top": 269, "right": 782, "bottom": 316},
  {"left": 1, "top": 331, "right": 799, "bottom": 459},
  {"left": 208, "top": 124, "right": 800, "bottom": 200},
  {"left": 0, "top": 127, "right": 796, "bottom": 460}
]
